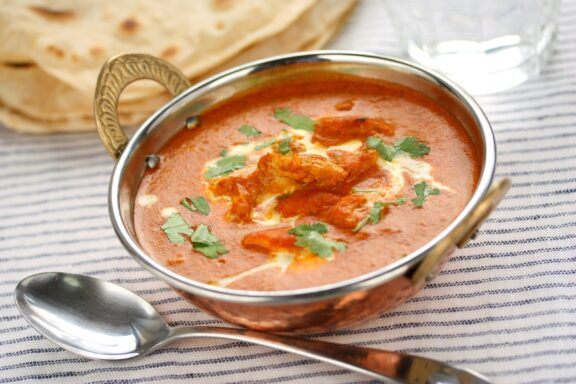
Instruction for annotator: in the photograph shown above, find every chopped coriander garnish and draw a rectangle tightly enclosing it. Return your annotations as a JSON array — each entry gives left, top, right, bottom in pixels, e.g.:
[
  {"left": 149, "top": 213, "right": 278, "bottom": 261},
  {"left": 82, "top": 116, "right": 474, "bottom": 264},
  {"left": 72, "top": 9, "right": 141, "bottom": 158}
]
[
  {"left": 353, "top": 202, "right": 385, "bottom": 233},
  {"left": 204, "top": 155, "right": 247, "bottom": 179},
  {"left": 278, "top": 137, "right": 292, "bottom": 155},
  {"left": 238, "top": 124, "right": 261, "bottom": 137},
  {"left": 295, "top": 232, "right": 346, "bottom": 259},
  {"left": 219, "top": 149, "right": 228, "bottom": 157},
  {"left": 367, "top": 202, "right": 385, "bottom": 224},
  {"left": 274, "top": 107, "right": 315, "bottom": 132},
  {"left": 161, "top": 213, "right": 194, "bottom": 244},
  {"left": 161, "top": 214, "right": 226, "bottom": 258},
  {"left": 181, "top": 197, "right": 195, "bottom": 212},
  {"left": 366, "top": 136, "right": 396, "bottom": 161},
  {"left": 181, "top": 196, "right": 210, "bottom": 215},
  {"left": 353, "top": 198, "right": 406, "bottom": 233},
  {"left": 255, "top": 138, "right": 276, "bottom": 150},
  {"left": 289, "top": 222, "right": 329, "bottom": 236},
  {"left": 395, "top": 136, "right": 430, "bottom": 158},
  {"left": 191, "top": 224, "right": 228, "bottom": 259},
  {"left": 389, "top": 197, "right": 408, "bottom": 206},
  {"left": 289, "top": 222, "right": 346, "bottom": 259},
  {"left": 365, "top": 137, "right": 381, "bottom": 148},
  {"left": 411, "top": 181, "right": 440, "bottom": 208},
  {"left": 366, "top": 136, "right": 430, "bottom": 161}
]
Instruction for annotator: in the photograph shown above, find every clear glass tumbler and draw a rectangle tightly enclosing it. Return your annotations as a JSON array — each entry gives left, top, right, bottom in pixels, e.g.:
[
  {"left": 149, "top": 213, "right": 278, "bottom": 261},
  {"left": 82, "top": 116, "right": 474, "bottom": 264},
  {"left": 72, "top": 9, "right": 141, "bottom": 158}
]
[{"left": 384, "top": 0, "right": 560, "bottom": 94}]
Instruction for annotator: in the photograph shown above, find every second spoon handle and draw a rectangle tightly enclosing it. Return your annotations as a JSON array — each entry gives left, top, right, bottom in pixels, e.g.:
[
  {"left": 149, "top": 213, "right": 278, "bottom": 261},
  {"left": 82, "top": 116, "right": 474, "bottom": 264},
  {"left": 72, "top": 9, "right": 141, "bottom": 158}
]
[{"left": 167, "top": 326, "right": 490, "bottom": 384}]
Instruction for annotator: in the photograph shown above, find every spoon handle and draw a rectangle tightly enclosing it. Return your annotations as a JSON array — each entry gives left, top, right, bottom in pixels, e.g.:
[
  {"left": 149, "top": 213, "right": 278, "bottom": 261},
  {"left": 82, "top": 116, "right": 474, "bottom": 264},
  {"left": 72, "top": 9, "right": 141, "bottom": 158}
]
[{"left": 167, "top": 326, "right": 491, "bottom": 384}]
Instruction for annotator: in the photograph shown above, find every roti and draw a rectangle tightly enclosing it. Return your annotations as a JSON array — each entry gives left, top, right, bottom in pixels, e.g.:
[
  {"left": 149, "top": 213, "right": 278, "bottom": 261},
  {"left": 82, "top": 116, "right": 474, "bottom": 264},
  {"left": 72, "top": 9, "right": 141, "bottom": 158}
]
[{"left": 0, "top": 0, "right": 356, "bottom": 132}]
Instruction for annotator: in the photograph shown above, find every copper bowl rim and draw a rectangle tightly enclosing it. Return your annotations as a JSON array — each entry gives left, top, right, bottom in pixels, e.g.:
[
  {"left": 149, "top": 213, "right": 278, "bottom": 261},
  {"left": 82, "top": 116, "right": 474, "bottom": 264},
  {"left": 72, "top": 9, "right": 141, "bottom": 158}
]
[{"left": 108, "top": 50, "right": 496, "bottom": 305}]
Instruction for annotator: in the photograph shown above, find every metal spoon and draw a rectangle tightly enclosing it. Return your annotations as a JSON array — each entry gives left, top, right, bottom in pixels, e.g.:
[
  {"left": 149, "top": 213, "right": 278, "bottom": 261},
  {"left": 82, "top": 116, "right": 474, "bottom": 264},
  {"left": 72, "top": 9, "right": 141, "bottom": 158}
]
[{"left": 15, "top": 272, "right": 491, "bottom": 384}]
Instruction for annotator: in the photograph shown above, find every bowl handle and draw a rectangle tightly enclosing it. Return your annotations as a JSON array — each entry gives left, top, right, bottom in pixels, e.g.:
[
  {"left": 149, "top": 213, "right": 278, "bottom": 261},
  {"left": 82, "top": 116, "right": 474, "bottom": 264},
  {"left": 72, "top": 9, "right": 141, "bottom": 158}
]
[
  {"left": 94, "top": 54, "right": 191, "bottom": 160},
  {"left": 411, "top": 177, "right": 511, "bottom": 287}
]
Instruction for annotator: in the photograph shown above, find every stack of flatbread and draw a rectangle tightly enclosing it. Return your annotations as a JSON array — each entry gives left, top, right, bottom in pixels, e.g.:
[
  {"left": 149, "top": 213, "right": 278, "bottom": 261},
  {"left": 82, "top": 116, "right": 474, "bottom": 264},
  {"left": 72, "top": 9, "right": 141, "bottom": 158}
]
[{"left": 0, "top": 0, "right": 356, "bottom": 133}]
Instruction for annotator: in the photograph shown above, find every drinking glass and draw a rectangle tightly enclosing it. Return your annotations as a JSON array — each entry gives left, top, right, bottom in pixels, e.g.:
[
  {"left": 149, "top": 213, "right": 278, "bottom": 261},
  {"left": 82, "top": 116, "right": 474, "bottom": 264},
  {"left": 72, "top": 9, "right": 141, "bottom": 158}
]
[{"left": 384, "top": 0, "right": 560, "bottom": 94}]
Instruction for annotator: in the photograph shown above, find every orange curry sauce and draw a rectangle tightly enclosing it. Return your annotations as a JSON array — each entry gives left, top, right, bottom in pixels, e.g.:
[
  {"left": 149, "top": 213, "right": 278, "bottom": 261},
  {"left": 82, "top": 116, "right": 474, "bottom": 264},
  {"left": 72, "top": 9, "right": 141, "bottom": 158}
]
[{"left": 134, "top": 75, "right": 479, "bottom": 291}]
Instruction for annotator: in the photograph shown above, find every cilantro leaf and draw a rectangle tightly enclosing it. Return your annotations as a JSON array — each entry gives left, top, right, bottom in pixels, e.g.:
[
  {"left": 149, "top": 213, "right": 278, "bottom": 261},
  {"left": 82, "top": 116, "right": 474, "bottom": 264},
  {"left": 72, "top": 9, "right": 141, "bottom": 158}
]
[
  {"left": 191, "top": 224, "right": 219, "bottom": 244},
  {"left": 191, "top": 224, "right": 228, "bottom": 259},
  {"left": 219, "top": 149, "right": 228, "bottom": 157},
  {"left": 368, "top": 202, "right": 385, "bottom": 223},
  {"left": 161, "top": 213, "right": 194, "bottom": 244},
  {"left": 278, "top": 137, "right": 292, "bottom": 155},
  {"left": 294, "top": 231, "right": 346, "bottom": 259},
  {"left": 411, "top": 182, "right": 440, "bottom": 208},
  {"left": 388, "top": 197, "right": 407, "bottom": 206},
  {"left": 353, "top": 198, "right": 406, "bottom": 233},
  {"left": 181, "top": 196, "right": 210, "bottom": 215},
  {"left": 274, "top": 107, "right": 315, "bottom": 132},
  {"left": 395, "top": 136, "right": 430, "bottom": 158},
  {"left": 194, "top": 243, "right": 228, "bottom": 259},
  {"left": 204, "top": 155, "right": 247, "bottom": 179},
  {"left": 366, "top": 136, "right": 396, "bottom": 161},
  {"left": 255, "top": 138, "right": 276, "bottom": 150},
  {"left": 238, "top": 124, "right": 261, "bottom": 137},
  {"left": 353, "top": 217, "right": 370, "bottom": 234},
  {"left": 366, "top": 136, "right": 383, "bottom": 149},
  {"left": 366, "top": 136, "right": 430, "bottom": 161},
  {"left": 353, "top": 202, "right": 385, "bottom": 233},
  {"left": 289, "top": 222, "right": 345, "bottom": 258},
  {"left": 289, "top": 222, "right": 328, "bottom": 236},
  {"left": 376, "top": 144, "right": 396, "bottom": 161}
]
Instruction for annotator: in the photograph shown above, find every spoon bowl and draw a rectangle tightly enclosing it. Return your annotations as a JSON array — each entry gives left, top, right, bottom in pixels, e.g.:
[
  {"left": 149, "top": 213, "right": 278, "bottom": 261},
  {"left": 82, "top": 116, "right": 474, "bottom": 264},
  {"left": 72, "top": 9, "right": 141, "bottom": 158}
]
[
  {"left": 15, "top": 272, "right": 492, "bottom": 383},
  {"left": 15, "top": 272, "right": 170, "bottom": 359}
]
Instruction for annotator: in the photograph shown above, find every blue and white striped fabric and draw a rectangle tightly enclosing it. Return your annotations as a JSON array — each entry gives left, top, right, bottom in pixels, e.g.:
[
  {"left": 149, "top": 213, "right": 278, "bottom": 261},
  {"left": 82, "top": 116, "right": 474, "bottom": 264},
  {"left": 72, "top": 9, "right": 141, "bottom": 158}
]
[{"left": 1, "top": 0, "right": 576, "bottom": 383}]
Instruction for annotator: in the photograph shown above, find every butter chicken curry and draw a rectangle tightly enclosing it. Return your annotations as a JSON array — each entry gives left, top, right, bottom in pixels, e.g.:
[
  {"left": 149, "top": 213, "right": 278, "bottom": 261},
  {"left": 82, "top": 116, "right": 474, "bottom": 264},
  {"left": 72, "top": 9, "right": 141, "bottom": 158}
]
[{"left": 134, "top": 74, "right": 479, "bottom": 291}]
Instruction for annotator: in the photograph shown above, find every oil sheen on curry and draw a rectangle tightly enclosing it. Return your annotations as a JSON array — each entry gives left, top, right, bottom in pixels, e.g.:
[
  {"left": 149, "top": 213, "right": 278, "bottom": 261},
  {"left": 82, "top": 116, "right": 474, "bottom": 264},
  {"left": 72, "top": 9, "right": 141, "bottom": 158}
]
[{"left": 134, "top": 75, "right": 479, "bottom": 291}]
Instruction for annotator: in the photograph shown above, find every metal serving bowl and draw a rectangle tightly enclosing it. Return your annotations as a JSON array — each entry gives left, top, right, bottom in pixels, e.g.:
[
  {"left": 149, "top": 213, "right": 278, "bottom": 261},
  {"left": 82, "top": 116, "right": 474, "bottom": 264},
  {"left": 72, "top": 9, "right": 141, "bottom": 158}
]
[{"left": 94, "top": 51, "right": 510, "bottom": 333}]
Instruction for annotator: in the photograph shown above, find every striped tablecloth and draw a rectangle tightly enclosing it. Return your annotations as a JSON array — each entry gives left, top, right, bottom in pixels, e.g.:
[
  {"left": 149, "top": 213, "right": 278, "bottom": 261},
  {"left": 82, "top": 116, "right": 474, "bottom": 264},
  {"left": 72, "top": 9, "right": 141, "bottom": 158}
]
[{"left": 1, "top": 1, "right": 575, "bottom": 383}]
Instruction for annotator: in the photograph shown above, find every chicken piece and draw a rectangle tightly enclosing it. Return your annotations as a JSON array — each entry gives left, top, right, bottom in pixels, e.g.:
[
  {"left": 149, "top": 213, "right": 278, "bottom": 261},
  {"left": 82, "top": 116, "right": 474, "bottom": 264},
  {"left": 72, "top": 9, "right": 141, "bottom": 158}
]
[
  {"left": 253, "top": 153, "right": 301, "bottom": 196},
  {"left": 255, "top": 152, "right": 347, "bottom": 192},
  {"left": 327, "top": 149, "right": 380, "bottom": 186},
  {"left": 210, "top": 175, "right": 260, "bottom": 222},
  {"left": 324, "top": 194, "right": 370, "bottom": 229},
  {"left": 276, "top": 190, "right": 342, "bottom": 218},
  {"left": 313, "top": 116, "right": 394, "bottom": 146},
  {"left": 277, "top": 191, "right": 371, "bottom": 231},
  {"left": 286, "top": 153, "right": 348, "bottom": 189},
  {"left": 210, "top": 152, "right": 348, "bottom": 223},
  {"left": 242, "top": 227, "right": 296, "bottom": 253}
]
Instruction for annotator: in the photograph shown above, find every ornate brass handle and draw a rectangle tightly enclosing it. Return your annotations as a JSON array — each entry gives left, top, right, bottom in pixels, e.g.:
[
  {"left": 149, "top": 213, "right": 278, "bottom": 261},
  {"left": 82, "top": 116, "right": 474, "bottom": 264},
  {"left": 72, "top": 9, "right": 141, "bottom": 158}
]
[
  {"left": 94, "top": 54, "right": 191, "bottom": 160},
  {"left": 411, "top": 178, "right": 511, "bottom": 287}
]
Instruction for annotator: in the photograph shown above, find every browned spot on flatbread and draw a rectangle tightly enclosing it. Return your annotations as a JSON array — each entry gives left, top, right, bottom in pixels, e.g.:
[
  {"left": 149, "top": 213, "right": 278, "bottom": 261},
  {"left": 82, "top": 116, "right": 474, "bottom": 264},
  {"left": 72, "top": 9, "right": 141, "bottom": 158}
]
[
  {"left": 119, "top": 18, "right": 139, "bottom": 34},
  {"left": 215, "top": 21, "right": 225, "bottom": 31},
  {"left": 46, "top": 45, "right": 66, "bottom": 59},
  {"left": 29, "top": 6, "right": 74, "bottom": 21},
  {"left": 161, "top": 46, "right": 178, "bottom": 59},
  {"left": 212, "top": 0, "right": 235, "bottom": 11},
  {"left": 89, "top": 46, "right": 105, "bottom": 58}
]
